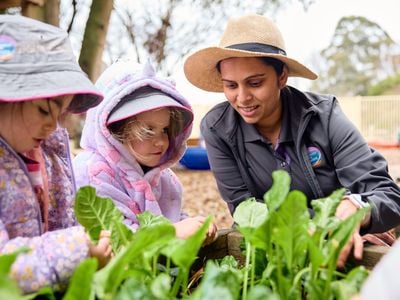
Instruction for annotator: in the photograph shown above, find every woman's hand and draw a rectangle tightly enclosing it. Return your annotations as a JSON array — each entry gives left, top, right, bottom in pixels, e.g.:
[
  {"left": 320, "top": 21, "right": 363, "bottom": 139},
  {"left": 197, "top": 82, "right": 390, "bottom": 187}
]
[
  {"left": 335, "top": 197, "right": 367, "bottom": 269},
  {"left": 87, "top": 230, "right": 113, "bottom": 269},
  {"left": 174, "top": 216, "right": 218, "bottom": 245}
]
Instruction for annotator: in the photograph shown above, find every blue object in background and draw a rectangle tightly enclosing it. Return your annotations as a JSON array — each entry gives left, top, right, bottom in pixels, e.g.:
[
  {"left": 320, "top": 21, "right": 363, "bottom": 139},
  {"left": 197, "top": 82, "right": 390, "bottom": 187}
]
[{"left": 179, "top": 146, "right": 210, "bottom": 170}]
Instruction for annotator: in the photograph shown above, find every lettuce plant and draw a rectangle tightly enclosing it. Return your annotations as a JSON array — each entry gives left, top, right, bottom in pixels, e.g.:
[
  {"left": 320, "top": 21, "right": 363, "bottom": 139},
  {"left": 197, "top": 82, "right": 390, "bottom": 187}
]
[
  {"left": 228, "top": 170, "right": 369, "bottom": 300},
  {"left": 0, "top": 170, "right": 370, "bottom": 299}
]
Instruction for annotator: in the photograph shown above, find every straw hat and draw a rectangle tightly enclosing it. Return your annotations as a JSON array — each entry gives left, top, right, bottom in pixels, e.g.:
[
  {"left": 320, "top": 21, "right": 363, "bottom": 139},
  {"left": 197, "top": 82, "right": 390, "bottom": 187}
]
[{"left": 184, "top": 14, "right": 318, "bottom": 92}]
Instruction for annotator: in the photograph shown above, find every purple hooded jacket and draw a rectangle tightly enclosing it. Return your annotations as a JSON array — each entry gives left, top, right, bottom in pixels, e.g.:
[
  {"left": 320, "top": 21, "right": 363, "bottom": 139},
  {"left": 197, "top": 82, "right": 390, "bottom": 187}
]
[
  {"left": 0, "top": 128, "right": 89, "bottom": 293},
  {"left": 73, "top": 60, "right": 193, "bottom": 229}
]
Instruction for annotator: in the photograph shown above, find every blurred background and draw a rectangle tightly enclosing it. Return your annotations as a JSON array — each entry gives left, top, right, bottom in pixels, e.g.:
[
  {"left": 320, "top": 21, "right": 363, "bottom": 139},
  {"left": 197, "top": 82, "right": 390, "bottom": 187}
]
[{"left": 2, "top": 0, "right": 399, "bottom": 228}]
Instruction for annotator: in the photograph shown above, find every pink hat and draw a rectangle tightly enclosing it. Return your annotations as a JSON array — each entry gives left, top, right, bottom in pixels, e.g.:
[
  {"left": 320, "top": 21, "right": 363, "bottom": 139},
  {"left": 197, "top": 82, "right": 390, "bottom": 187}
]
[{"left": 0, "top": 15, "right": 103, "bottom": 113}]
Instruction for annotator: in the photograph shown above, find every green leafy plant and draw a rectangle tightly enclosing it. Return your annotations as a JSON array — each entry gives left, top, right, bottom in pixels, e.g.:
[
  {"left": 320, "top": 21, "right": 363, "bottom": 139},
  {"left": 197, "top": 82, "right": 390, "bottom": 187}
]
[
  {"left": 0, "top": 249, "right": 27, "bottom": 300},
  {"left": 0, "top": 171, "right": 370, "bottom": 299},
  {"left": 73, "top": 186, "right": 211, "bottom": 299},
  {"left": 228, "top": 170, "right": 369, "bottom": 299}
]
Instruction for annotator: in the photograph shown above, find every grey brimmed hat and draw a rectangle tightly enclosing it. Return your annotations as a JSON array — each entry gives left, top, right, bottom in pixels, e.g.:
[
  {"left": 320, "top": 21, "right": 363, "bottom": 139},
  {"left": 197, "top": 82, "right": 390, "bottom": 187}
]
[
  {"left": 184, "top": 14, "right": 318, "bottom": 92},
  {"left": 0, "top": 14, "right": 103, "bottom": 113},
  {"left": 107, "top": 86, "right": 193, "bottom": 128}
]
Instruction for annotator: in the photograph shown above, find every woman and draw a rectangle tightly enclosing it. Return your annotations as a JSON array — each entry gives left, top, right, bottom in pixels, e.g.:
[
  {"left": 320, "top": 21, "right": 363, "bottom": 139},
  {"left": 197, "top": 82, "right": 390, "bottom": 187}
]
[{"left": 183, "top": 13, "right": 400, "bottom": 267}]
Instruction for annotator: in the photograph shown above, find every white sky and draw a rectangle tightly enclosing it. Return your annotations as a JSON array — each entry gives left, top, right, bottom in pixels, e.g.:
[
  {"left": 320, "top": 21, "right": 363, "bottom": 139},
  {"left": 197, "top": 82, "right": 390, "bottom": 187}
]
[
  {"left": 277, "top": 0, "right": 400, "bottom": 65},
  {"left": 175, "top": 0, "right": 400, "bottom": 105}
]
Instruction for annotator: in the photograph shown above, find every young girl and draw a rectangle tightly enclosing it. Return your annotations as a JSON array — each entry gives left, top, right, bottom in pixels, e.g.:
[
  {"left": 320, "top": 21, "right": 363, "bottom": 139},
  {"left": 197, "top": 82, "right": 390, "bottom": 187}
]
[
  {"left": 73, "top": 60, "right": 217, "bottom": 244},
  {"left": 0, "top": 15, "right": 112, "bottom": 293}
]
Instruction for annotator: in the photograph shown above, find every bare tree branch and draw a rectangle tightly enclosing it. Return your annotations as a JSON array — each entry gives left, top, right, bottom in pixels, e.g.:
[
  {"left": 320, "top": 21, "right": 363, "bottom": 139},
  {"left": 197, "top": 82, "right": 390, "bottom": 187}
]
[{"left": 66, "top": 0, "right": 77, "bottom": 33}]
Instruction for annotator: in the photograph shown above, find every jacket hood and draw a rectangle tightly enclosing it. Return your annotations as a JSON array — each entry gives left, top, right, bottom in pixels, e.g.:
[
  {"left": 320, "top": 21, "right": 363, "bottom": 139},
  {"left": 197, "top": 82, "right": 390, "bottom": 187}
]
[{"left": 80, "top": 60, "right": 193, "bottom": 169}]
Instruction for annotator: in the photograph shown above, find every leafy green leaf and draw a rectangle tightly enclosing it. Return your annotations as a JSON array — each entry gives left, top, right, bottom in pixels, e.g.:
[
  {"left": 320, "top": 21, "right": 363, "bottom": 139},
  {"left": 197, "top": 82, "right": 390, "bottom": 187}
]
[
  {"left": 114, "top": 277, "right": 154, "bottom": 300},
  {"left": 272, "top": 190, "right": 309, "bottom": 272},
  {"left": 248, "top": 285, "right": 279, "bottom": 300},
  {"left": 219, "top": 255, "right": 239, "bottom": 269},
  {"left": 0, "top": 247, "right": 29, "bottom": 276},
  {"left": 331, "top": 266, "right": 369, "bottom": 300},
  {"left": 93, "top": 223, "right": 175, "bottom": 298},
  {"left": 311, "top": 188, "right": 345, "bottom": 229},
  {"left": 74, "top": 186, "right": 133, "bottom": 251},
  {"left": 163, "top": 217, "right": 212, "bottom": 270},
  {"left": 190, "top": 260, "right": 242, "bottom": 300},
  {"left": 233, "top": 198, "right": 268, "bottom": 228},
  {"left": 0, "top": 275, "right": 23, "bottom": 300},
  {"left": 324, "top": 209, "right": 366, "bottom": 266},
  {"left": 22, "top": 287, "right": 56, "bottom": 300},
  {"left": 63, "top": 258, "right": 97, "bottom": 300},
  {"left": 263, "top": 170, "right": 291, "bottom": 211},
  {"left": 151, "top": 273, "right": 172, "bottom": 299},
  {"left": 74, "top": 186, "right": 114, "bottom": 239},
  {"left": 137, "top": 211, "right": 171, "bottom": 227}
]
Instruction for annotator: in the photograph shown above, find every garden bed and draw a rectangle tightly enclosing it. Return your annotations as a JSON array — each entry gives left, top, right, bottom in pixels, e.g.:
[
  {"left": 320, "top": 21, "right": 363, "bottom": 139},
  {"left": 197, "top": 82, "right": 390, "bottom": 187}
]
[{"left": 196, "top": 229, "right": 389, "bottom": 271}]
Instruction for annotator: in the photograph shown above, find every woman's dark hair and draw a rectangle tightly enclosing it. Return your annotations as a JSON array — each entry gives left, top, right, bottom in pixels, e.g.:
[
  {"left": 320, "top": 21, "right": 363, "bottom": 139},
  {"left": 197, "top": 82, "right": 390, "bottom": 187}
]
[
  {"left": 216, "top": 56, "right": 285, "bottom": 76},
  {"left": 258, "top": 57, "right": 285, "bottom": 76}
]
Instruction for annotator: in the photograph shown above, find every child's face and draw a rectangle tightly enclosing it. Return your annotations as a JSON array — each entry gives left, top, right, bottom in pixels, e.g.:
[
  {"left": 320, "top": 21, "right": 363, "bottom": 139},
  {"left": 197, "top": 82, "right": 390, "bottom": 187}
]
[
  {"left": 0, "top": 96, "right": 72, "bottom": 153},
  {"left": 127, "top": 108, "right": 170, "bottom": 167}
]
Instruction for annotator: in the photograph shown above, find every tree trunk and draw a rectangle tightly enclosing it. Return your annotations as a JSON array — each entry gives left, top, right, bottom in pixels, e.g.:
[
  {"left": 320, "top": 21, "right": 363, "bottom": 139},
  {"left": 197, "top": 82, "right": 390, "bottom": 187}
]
[
  {"left": 69, "top": 0, "right": 113, "bottom": 148},
  {"left": 44, "top": 0, "right": 59, "bottom": 26},
  {"left": 0, "top": 0, "right": 21, "bottom": 10},
  {"left": 79, "top": 0, "right": 114, "bottom": 81},
  {"left": 20, "top": 0, "right": 59, "bottom": 26},
  {"left": 21, "top": 0, "right": 45, "bottom": 21}
]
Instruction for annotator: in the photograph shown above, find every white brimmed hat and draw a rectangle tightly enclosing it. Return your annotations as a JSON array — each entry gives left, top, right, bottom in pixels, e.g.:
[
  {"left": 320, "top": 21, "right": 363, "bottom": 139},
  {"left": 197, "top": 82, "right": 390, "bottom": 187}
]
[
  {"left": 107, "top": 86, "right": 193, "bottom": 128},
  {"left": 184, "top": 14, "right": 318, "bottom": 92},
  {"left": 0, "top": 15, "right": 103, "bottom": 113}
]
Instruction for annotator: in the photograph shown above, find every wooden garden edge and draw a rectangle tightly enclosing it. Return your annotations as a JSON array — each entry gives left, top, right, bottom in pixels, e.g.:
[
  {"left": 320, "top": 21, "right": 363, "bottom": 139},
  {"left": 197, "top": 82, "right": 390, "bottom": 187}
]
[{"left": 194, "top": 229, "right": 389, "bottom": 271}]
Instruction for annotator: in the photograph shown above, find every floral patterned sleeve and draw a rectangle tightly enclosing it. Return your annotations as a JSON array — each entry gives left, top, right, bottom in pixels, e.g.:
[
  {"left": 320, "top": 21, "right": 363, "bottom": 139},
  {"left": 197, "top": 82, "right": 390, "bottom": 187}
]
[{"left": 0, "top": 221, "right": 89, "bottom": 293}]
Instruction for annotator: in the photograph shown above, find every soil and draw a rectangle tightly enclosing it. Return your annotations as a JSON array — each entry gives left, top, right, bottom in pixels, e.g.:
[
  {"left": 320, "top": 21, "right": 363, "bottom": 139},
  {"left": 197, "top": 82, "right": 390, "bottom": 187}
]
[
  {"left": 175, "top": 167, "right": 234, "bottom": 230},
  {"left": 175, "top": 148, "right": 400, "bottom": 230}
]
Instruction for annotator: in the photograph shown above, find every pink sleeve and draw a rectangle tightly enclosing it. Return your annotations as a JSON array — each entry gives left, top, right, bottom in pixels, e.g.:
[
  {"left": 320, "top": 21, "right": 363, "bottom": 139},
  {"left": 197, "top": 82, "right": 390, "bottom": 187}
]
[{"left": 0, "top": 221, "right": 89, "bottom": 293}]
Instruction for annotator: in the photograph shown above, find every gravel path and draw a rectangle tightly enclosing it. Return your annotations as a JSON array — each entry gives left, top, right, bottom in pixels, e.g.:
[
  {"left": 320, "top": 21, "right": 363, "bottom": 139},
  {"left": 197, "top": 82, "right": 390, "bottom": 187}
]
[{"left": 175, "top": 168, "right": 234, "bottom": 229}]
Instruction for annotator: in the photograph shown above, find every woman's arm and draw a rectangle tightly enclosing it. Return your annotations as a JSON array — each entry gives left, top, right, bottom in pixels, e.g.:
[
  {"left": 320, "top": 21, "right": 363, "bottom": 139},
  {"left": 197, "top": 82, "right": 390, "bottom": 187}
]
[{"left": 328, "top": 99, "right": 400, "bottom": 233}]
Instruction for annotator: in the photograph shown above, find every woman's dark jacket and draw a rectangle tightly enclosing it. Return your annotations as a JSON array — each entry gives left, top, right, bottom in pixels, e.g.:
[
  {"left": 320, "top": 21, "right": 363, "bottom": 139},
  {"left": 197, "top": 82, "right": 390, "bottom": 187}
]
[{"left": 201, "top": 86, "right": 400, "bottom": 234}]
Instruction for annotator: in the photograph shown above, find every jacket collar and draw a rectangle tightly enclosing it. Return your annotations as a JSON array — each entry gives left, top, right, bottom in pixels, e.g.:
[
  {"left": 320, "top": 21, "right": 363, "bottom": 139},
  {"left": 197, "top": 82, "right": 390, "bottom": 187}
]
[{"left": 207, "top": 86, "right": 317, "bottom": 144}]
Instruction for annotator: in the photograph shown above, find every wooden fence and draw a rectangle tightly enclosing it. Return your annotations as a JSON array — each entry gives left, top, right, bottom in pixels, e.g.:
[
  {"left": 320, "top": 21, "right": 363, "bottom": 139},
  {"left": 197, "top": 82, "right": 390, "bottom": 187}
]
[{"left": 339, "top": 95, "right": 400, "bottom": 142}]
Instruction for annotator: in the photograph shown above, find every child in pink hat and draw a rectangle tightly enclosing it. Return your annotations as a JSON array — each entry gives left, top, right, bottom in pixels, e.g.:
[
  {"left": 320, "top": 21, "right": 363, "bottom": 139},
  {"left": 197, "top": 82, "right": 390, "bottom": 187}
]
[
  {"left": 73, "top": 59, "right": 218, "bottom": 244},
  {"left": 0, "top": 15, "right": 111, "bottom": 293}
]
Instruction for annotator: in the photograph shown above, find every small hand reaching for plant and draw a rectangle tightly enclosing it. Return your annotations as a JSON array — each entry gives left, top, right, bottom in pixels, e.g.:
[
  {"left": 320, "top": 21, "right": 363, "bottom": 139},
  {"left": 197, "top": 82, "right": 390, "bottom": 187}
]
[
  {"left": 87, "top": 230, "right": 113, "bottom": 269},
  {"left": 174, "top": 216, "right": 218, "bottom": 245}
]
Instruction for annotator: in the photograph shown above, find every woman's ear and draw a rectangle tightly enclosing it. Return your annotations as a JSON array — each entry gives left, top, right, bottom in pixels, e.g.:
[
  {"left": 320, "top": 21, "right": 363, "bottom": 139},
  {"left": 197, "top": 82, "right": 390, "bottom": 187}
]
[{"left": 278, "top": 66, "right": 289, "bottom": 89}]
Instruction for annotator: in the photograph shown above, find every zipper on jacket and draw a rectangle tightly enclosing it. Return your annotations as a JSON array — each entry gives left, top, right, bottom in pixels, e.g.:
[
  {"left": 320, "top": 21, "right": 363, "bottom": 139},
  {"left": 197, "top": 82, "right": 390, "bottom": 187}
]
[{"left": 296, "top": 110, "right": 324, "bottom": 199}]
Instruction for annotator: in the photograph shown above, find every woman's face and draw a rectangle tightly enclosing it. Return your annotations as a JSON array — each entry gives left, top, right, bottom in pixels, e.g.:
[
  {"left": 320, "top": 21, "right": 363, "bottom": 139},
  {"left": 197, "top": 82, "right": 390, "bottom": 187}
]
[
  {"left": 128, "top": 108, "right": 171, "bottom": 167},
  {"left": 219, "top": 57, "right": 288, "bottom": 127},
  {"left": 0, "top": 96, "right": 72, "bottom": 153}
]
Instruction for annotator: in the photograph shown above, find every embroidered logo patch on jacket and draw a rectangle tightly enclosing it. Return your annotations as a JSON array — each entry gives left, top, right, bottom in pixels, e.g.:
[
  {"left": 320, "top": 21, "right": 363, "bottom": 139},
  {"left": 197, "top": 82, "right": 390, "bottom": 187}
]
[{"left": 307, "top": 146, "right": 323, "bottom": 167}]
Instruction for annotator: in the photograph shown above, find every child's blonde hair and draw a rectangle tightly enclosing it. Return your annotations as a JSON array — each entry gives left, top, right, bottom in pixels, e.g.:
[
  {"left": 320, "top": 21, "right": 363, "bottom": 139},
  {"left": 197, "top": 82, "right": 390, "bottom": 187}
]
[{"left": 108, "top": 107, "right": 185, "bottom": 146}]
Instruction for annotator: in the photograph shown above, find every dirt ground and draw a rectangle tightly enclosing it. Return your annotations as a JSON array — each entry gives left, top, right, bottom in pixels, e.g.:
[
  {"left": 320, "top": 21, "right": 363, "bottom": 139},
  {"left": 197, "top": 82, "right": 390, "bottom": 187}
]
[{"left": 175, "top": 148, "right": 400, "bottom": 230}]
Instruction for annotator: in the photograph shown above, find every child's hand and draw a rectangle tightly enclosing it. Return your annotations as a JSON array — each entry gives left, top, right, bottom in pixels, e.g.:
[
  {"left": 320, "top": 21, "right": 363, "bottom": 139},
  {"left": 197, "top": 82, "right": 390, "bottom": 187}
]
[
  {"left": 174, "top": 216, "right": 204, "bottom": 239},
  {"left": 174, "top": 216, "right": 218, "bottom": 245},
  {"left": 87, "top": 230, "right": 113, "bottom": 269},
  {"left": 204, "top": 220, "right": 218, "bottom": 246}
]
